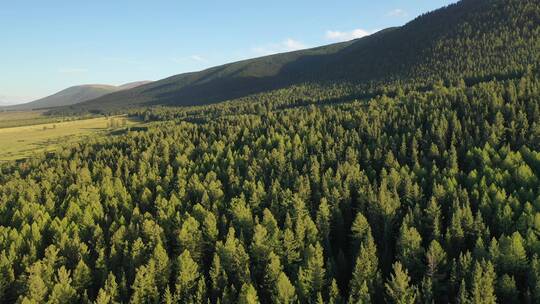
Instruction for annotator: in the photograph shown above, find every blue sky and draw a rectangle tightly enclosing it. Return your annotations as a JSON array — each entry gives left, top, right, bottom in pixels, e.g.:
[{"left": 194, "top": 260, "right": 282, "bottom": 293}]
[{"left": 0, "top": 0, "right": 457, "bottom": 104}]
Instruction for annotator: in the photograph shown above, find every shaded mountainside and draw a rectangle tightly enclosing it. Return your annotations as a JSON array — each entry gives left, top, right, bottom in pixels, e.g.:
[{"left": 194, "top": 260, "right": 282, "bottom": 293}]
[
  {"left": 6, "top": 81, "right": 152, "bottom": 111},
  {"left": 67, "top": 0, "right": 540, "bottom": 113}
]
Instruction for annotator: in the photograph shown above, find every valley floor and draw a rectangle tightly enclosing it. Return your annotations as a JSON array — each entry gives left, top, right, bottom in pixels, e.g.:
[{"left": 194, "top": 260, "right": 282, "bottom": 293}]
[{"left": 0, "top": 115, "right": 138, "bottom": 161}]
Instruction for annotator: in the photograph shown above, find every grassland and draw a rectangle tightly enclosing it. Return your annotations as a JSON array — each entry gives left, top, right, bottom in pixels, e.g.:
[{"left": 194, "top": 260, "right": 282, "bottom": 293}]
[
  {"left": 0, "top": 116, "right": 138, "bottom": 161},
  {"left": 0, "top": 110, "right": 95, "bottom": 129}
]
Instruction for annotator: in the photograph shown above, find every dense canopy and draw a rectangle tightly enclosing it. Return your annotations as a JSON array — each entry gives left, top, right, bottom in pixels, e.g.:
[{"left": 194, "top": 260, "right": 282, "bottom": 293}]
[{"left": 2, "top": 68, "right": 540, "bottom": 302}]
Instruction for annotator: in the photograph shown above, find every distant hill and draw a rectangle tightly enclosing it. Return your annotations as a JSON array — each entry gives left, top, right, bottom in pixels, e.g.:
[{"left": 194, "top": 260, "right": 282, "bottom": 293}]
[
  {"left": 0, "top": 101, "right": 15, "bottom": 107},
  {"left": 0, "top": 96, "right": 26, "bottom": 106},
  {"left": 118, "top": 81, "right": 154, "bottom": 91},
  {"left": 5, "top": 81, "right": 152, "bottom": 111},
  {"left": 62, "top": 0, "right": 540, "bottom": 112}
]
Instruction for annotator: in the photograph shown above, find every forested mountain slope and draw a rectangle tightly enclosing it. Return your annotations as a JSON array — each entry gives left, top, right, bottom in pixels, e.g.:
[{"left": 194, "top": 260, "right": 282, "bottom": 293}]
[{"left": 68, "top": 0, "right": 540, "bottom": 112}]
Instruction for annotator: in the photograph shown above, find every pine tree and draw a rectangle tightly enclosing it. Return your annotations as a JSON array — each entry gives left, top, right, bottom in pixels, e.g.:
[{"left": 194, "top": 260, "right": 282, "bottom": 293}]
[
  {"left": 177, "top": 216, "right": 203, "bottom": 263},
  {"left": 174, "top": 250, "right": 201, "bottom": 302},
  {"left": 152, "top": 243, "right": 170, "bottom": 292},
  {"left": 161, "top": 287, "right": 173, "bottom": 304},
  {"left": 274, "top": 272, "right": 296, "bottom": 304},
  {"left": 210, "top": 254, "right": 228, "bottom": 302},
  {"left": 385, "top": 262, "right": 417, "bottom": 304},
  {"left": 424, "top": 197, "right": 442, "bottom": 242},
  {"left": 264, "top": 252, "right": 282, "bottom": 294},
  {"left": 349, "top": 236, "right": 380, "bottom": 303},
  {"left": 95, "top": 272, "right": 119, "bottom": 304},
  {"left": 457, "top": 279, "right": 469, "bottom": 304},
  {"left": 498, "top": 232, "right": 527, "bottom": 275},
  {"left": 251, "top": 224, "right": 271, "bottom": 283},
  {"left": 0, "top": 251, "right": 14, "bottom": 301},
  {"left": 496, "top": 274, "right": 518, "bottom": 303},
  {"left": 424, "top": 240, "right": 447, "bottom": 299},
  {"left": 297, "top": 243, "right": 326, "bottom": 302},
  {"left": 328, "top": 279, "right": 342, "bottom": 304},
  {"left": 238, "top": 283, "right": 259, "bottom": 304},
  {"left": 470, "top": 261, "right": 496, "bottom": 304},
  {"left": 20, "top": 265, "right": 48, "bottom": 303},
  {"left": 130, "top": 264, "right": 159, "bottom": 304},
  {"left": 350, "top": 212, "right": 372, "bottom": 258},
  {"left": 530, "top": 256, "right": 540, "bottom": 303},
  {"left": 420, "top": 276, "right": 434, "bottom": 304},
  {"left": 396, "top": 223, "right": 424, "bottom": 280},
  {"left": 73, "top": 259, "right": 92, "bottom": 293},
  {"left": 48, "top": 267, "right": 78, "bottom": 304},
  {"left": 316, "top": 198, "right": 332, "bottom": 252}
]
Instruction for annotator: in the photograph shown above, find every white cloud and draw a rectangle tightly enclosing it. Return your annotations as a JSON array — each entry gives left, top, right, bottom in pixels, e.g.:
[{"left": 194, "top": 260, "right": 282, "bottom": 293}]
[
  {"left": 387, "top": 9, "right": 408, "bottom": 17},
  {"left": 252, "top": 38, "right": 308, "bottom": 56},
  {"left": 283, "top": 38, "right": 306, "bottom": 51},
  {"left": 58, "top": 68, "right": 88, "bottom": 74},
  {"left": 171, "top": 55, "right": 208, "bottom": 64},
  {"left": 325, "top": 28, "right": 373, "bottom": 42},
  {"left": 189, "top": 55, "right": 207, "bottom": 62}
]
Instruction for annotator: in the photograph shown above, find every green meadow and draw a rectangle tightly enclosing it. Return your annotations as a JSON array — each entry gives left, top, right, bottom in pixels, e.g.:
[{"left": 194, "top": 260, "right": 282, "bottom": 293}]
[{"left": 0, "top": 115, "right": 137, "bottom": 161}]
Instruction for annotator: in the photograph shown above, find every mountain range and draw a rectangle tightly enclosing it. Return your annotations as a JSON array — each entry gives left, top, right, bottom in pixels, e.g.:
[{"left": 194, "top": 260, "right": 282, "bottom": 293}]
[
  {"left": 3, "top": 81, "right": 151, "bottom": 111},
  {"left": 16, "top": 0, "right": 540, "bottom": 114}
]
